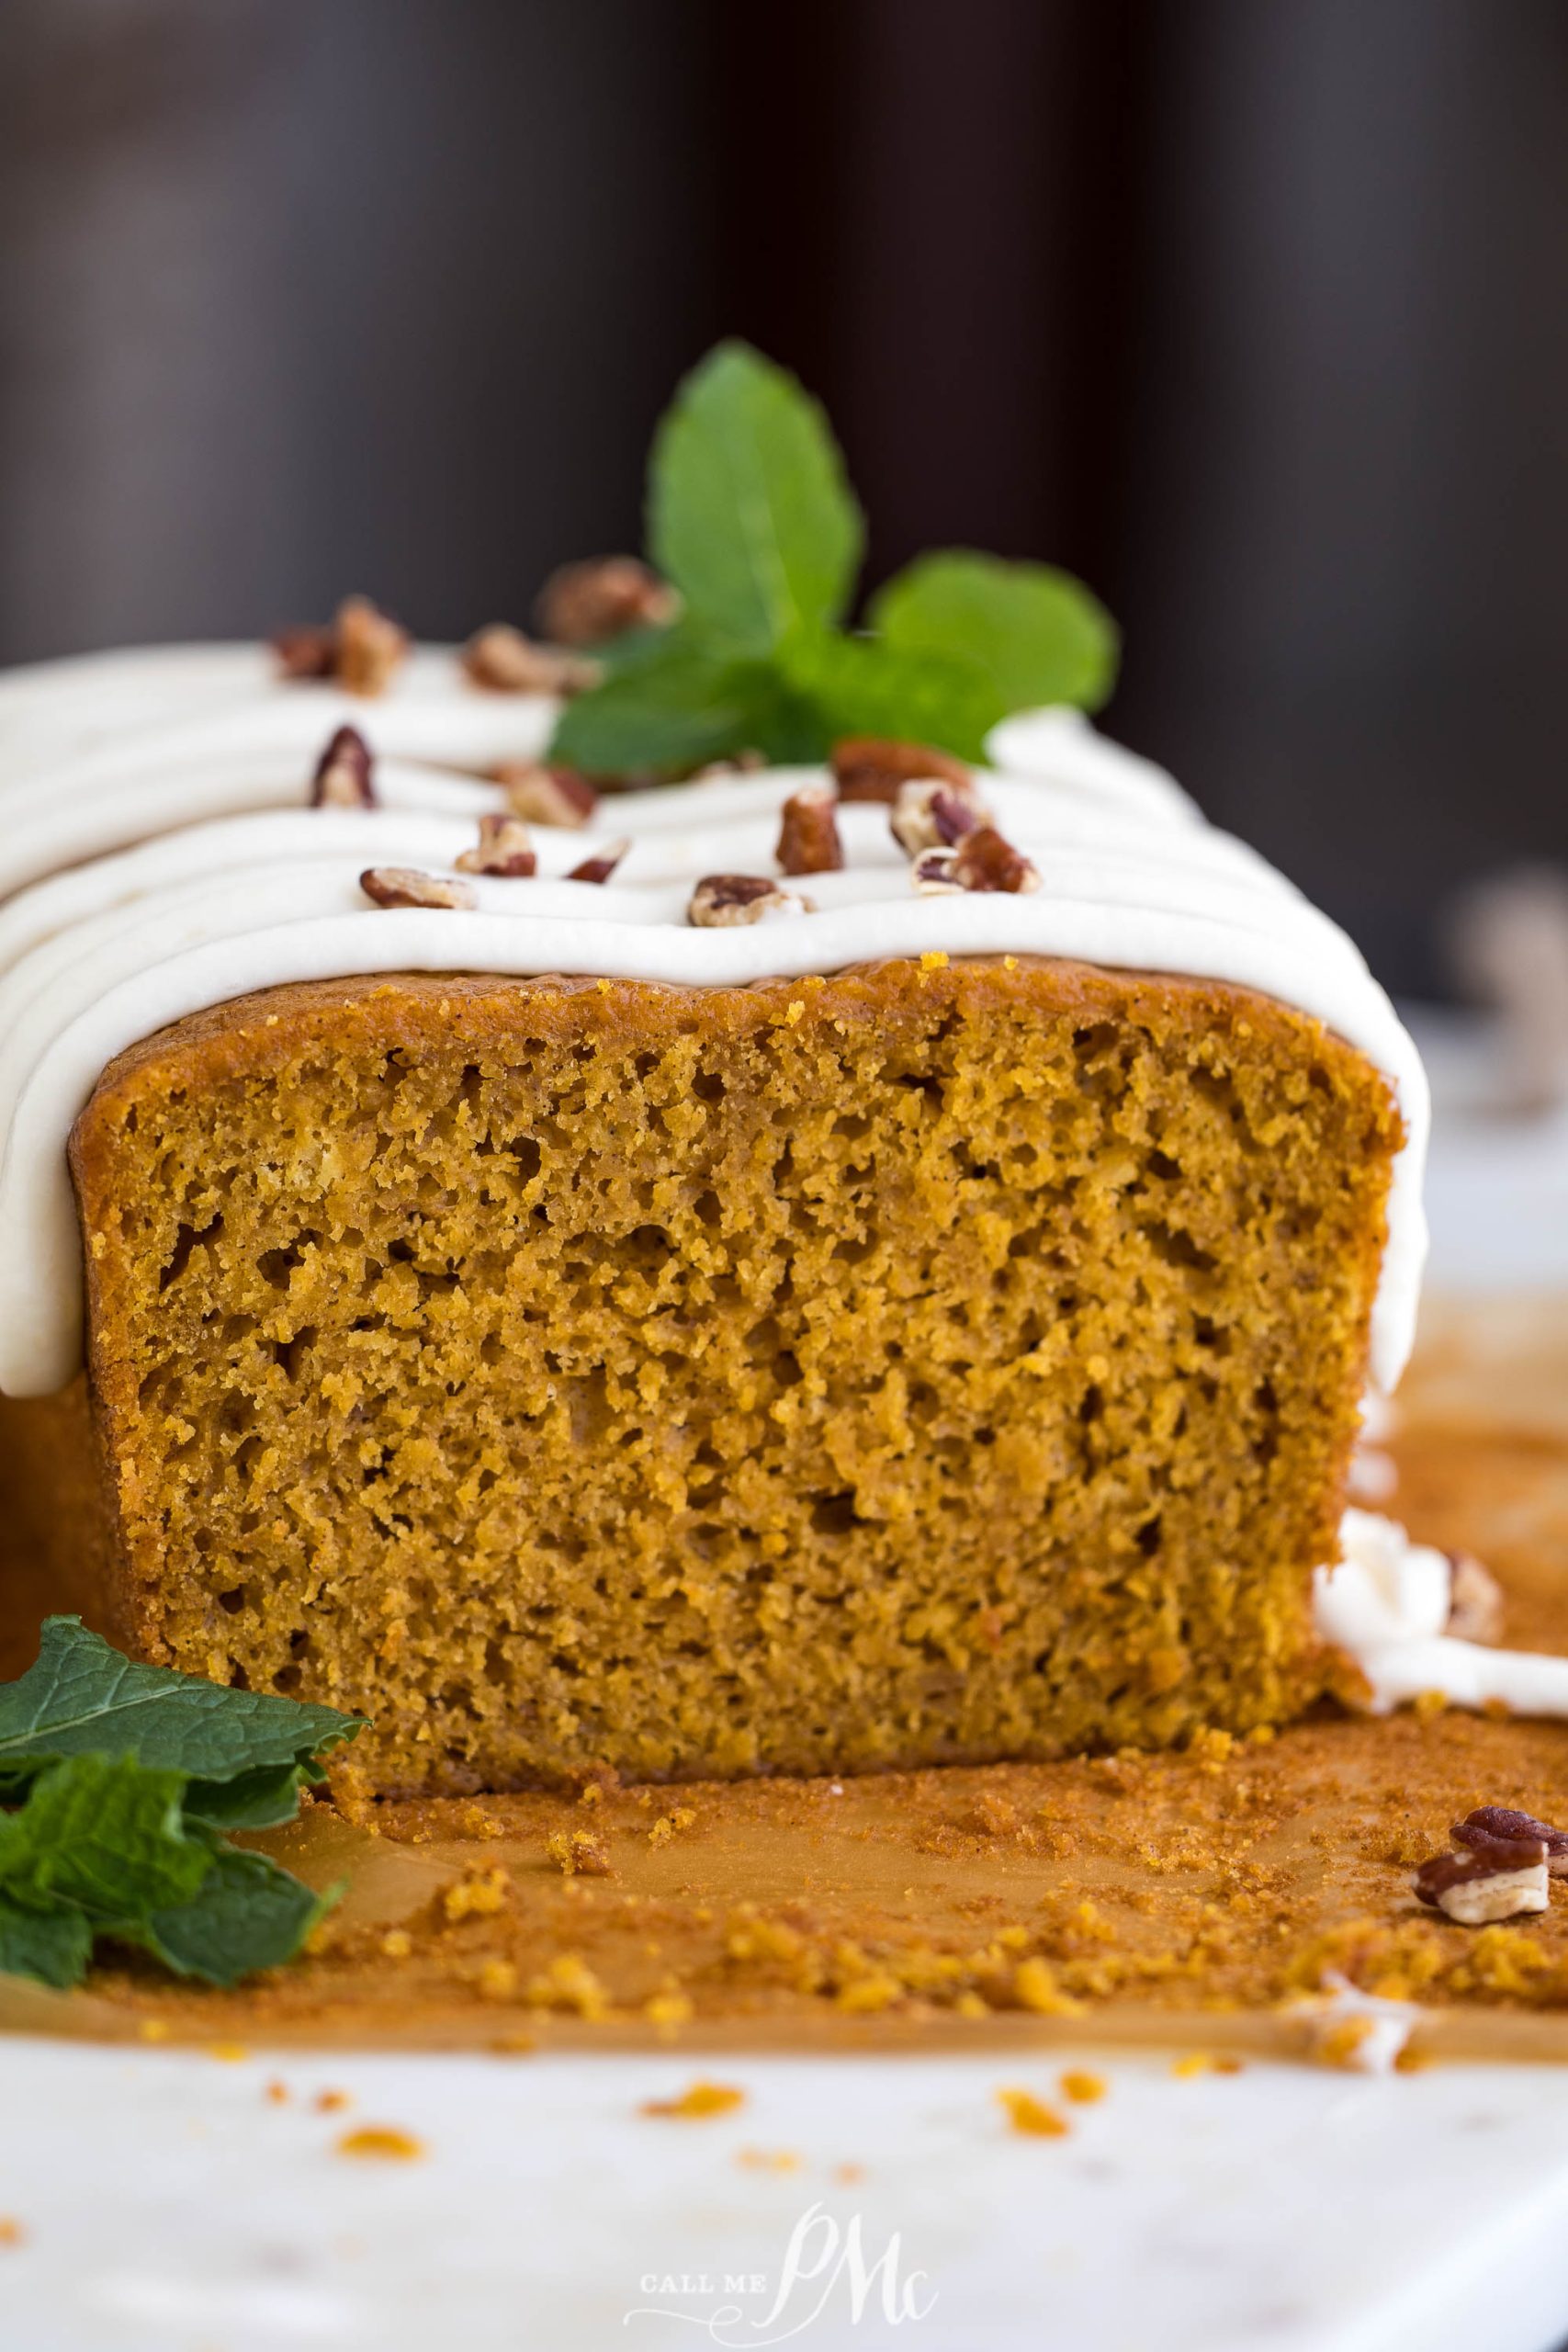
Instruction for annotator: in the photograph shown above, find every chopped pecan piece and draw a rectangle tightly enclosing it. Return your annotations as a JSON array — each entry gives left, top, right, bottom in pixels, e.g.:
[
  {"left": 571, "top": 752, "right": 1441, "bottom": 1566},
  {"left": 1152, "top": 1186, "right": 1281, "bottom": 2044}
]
[
  {"left": 462, "top": 624, "right": 600, "bottom": 696},
  {"left": 567, "top": 838, "right": 629, "bottom": 885},
  {"left": 830, "top": 736, "right": 971, "bottom": 804},
  {"left": 309, "top": 725, "right": 376, "bottom": 808},
  {"left": 913, "top": 825, "right": 1039, "bottom": 896},
  {"left": 1413, "top": 1826, "right": 1550, "bottom": 1924},
  {"left": 1455, "top": 1805, "right": 1568, "bottom": 1876},
  {"left": 775, "top": 782, "right": 843, "bottom": 876},
  {"left": 536, "top": 556, "right": 679, "bottom": 647},
  {"left": 497, "top": 762, "right": 598, "bottom": 827},
  {"left": 456, "top": 815, "right": 537, "bottom": 877},
  {"left": 689, "top": 875, "right": 815, "bottom": 928},
  {"left": 271, "top": 596, "right": 409, "bottom": 695},
  {"left": 360, "top": 865, "right": 477, "bottom": 910},
  {"left": 1446, "top": 1551, "right": 1505, "bottom": 1644},
  {"left": 889, "top": 775, "right": 987, "bottom": 855}
]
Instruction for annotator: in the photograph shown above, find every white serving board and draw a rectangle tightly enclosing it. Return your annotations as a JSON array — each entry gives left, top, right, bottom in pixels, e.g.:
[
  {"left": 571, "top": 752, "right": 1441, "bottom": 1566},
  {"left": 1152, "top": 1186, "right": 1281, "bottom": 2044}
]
[{"left": 4, "top": 1006, "right": 1568, "bottom": 2352}]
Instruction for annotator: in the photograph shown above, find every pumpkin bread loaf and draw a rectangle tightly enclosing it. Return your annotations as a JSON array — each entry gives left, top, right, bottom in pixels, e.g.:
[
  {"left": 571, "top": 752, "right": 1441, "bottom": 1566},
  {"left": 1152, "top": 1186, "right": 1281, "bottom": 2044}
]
[{"left": 26, "top": 951, "right": 1401, "bottom": 1794}]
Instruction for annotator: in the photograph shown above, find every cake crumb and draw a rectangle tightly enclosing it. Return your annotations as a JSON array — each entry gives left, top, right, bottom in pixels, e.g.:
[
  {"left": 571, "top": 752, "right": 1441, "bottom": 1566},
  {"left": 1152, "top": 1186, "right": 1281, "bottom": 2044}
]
[
  {"left": 998, "top": 2088, "right": 1069, "bottom": 2138},
  {"left": 644, "top": 1990, "right": 694, "bottom": 2036},
  {"left": 527, "top": 1952, "right": 610, "bottom": 2019},
  {"left": 477, "top": 1959, "right": 520, "bottom": 2001},
  {"left": 738, "top": 2147, "right": 802, "bottom": 2173},
  {"left": 208, "top": 2042, "right": 252, "bottom": 2064},
  {"left": 314, "top": 2088, "right": 352, "bottom": 2114},
  {"left": 1059, "top": 2069, "right": 1108, "bottom": 2104},
  {"left": 1013, "top": 1956, "right": 1081, "bottom": 2016},
  {"left": 833, "top": 2163, "right": 865, "bottom": 2186},
  {"left": 1170, "top": 2051, "right": 1243, "bottom": 2078},
  {"left": 641, "top": 2080, "right": 746, "bottom": 2120},
  {"left": 491, "top": 2031, "right": 537, "bottom": 2056},
  {"left": 137, "top": 2020, "right": 169, "bottom": 2043},
  {"left": 380, "top": 1928, "right": 413, "bottom": 1961},
  {"left": 0, "top": 2220, "right": 24, "bottom": 2248},
  {"left": 919, "top": 950, "right": 950, "bottom": 972},
  {"left": 546, "top": 1828, "right": 613, "bottom": 1878},
  {"left": 264, "top": 2080, "right": 290, "bottom": 2104},
  {"left": 336, "top": 2126, "right": 424, "bottom": 2162},
  {"left": 443, "top": 1864, "right": 511, "bottom": 1920}
]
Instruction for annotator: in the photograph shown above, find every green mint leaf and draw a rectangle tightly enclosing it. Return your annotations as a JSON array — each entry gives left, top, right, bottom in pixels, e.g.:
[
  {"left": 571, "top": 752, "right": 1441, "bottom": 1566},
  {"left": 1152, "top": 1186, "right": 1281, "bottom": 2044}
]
[
  {"left": 649, "top": 341, "right": 863, "bottom": 654},
  {"left": 0, "top": 1617, "right": 364, "bottom": 1793},
  {"left": 0, "top": 1892, "right": 92, "bottom": 1991},
  {"left": 868, "top": 549, "right": 1119, "bottom": 716},
  {"left": 551, "top": 633, "right": 824, "bottom": 775},
  {"left": 0, "top": 1754, "right": 211, "bottom": 1922},
  {"left": 139, "top": 1845, "right": 335, "bottom": 1986},
  {"left": 779, "top": 629, "right": 1002, "bottom": 764},
  {"left": 184, "top": 1759, "right": 325, "bottom": 1834}
]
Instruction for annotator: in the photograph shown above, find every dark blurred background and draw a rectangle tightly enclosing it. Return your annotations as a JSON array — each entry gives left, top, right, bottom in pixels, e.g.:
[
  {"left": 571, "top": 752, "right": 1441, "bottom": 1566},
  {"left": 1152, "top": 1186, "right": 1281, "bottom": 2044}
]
[{"left": 1, "top": 0, "right": 1564, "bottom": 995}]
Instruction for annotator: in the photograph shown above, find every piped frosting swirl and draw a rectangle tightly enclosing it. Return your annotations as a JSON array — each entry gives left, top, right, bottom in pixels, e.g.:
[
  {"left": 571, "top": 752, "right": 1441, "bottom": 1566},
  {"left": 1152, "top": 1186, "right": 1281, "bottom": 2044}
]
[{"left": 0, "top": 644, "right": 1427, "bottom": 1396}]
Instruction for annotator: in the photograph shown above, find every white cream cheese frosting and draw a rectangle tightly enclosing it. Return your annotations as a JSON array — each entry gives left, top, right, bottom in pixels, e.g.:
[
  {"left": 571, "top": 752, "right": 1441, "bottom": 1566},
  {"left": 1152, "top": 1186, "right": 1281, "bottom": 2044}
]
[{"left": 0, "top": 643, "right": 1428, "bottom": 1405}]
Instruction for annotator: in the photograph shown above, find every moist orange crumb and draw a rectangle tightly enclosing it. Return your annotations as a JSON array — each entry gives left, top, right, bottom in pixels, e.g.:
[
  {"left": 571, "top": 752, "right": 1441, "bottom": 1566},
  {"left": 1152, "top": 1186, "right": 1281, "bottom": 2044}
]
[
  {"left": 336, "top": 2126, "right": 424, "bottom": 2162},
  {"left": 51, "top": 956, "right": 1396, "bottom": 1793},
  {"left": 641, "top": 2080, "right": 747, "bottom": 2120},
  {"left": 546, "top": 1829, "right": 613, "bottom": 1877},
  {"left": 1059, "top": 2069, "right": 1108, "bottom": 2104},
  {"left": 264, "top": 2080, "right": 290, "bottom": 2105},
  {"left": 0, "top": 2220, "right": 25, "bottom": 2248},
  {"left": 314, "top": 2088, "right": 352, "bottom": 2114},
  {"left": 998, "top": 2088, "right": 1070, "bottom": 2138},
  {"left": 737, "top": 2148, "right": 802, "bottom": 2173},
  {"left": 443, "top": 1866, "right": 511, "bottom": 1921}
]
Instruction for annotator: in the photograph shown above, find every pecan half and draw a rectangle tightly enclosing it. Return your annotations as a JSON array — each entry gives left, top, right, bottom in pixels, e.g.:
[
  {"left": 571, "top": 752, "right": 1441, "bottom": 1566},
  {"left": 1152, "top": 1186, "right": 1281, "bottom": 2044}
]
[
  {"left": 536, "top": 556, "right": 678, "bottom": 648},
  {"left": 689, "top": 875, "right": 815, "bottom": 928},
  {"left": 271, "top": 596, "right": 409, "bottom": 695},
  {"left": 913, "top": 824, "right": 1039, "bottom": 896},
  {"left": 309, "top": 724, "right": 376, "bottom": 808},
  {"left": 462, "top": 624, "right": 600, "bottom": 697},
  {"left": 456, "top": 815, "right": 537, "bottom": 877},
  {"left": 890, "top": 775, "right": 987, "bottom": 855},
  {"left": 776, "top": 782, "right": 843, "bottom": 876},
  {"left": 567, "top": 838, "right": 629, "bottom": 885},
  {"left": 1413, "top": 1826, "right": 1550, "bottom": 1924},
  {"left": 1447, "top": 1552, "right": 1505, "bottom": 1645},
  {"left": 1455, "top": 1805, "right": 1568, "bottom": 1876},
  {"left": 360, "top": 865, "right": 477, "bottom": 910},
  {"left": 497, "top": 762, "right": 598, "bottom": 828},
  {"left": 831, "top": 736, "right": 971, "bottom": 804}
]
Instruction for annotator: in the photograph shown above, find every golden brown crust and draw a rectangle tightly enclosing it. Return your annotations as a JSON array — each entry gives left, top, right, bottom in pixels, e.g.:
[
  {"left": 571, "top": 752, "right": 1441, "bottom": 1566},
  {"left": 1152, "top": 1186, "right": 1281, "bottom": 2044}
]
[{"left": 57, "top": 954, "right": 1400, "bottom": 1793}]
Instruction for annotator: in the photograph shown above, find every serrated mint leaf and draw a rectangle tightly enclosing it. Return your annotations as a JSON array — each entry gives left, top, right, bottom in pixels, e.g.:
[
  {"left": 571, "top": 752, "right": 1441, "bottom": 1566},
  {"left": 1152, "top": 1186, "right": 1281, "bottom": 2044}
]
[
  {"left": 869, "top": 549, "right": 1119, "bottom": 716},
  {"left": 140, "top": 1846, "right": 334, "bottom": 1985},
  {"left": 780, "top": 630, "right": 1001, "bottom": 764},
  {"left": 0, "top": 1892, "right": 92, "bottom": 1991},
  {"left": 0, "top": 1754, "right": 210, "bottom": 1922},
  {"left": 649, "top": 341, "right": 863, "bottom": 654},
  {"left": 185, "top": 1759, "right": 323, "bottom": 1834},
  {"left": 0, "top": 1617, "right": 364, "bottom": 1792},
  {"left": 551, "top": 634, "right": 826, "bottom": 775}
]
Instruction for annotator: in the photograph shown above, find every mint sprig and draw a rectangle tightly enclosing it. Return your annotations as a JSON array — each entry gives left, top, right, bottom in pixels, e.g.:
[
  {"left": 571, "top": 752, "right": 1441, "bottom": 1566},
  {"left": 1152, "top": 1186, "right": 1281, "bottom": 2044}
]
[
  {"left": 551, "top": 339, "right": 1118, "bottom": 775},
  {"left": 0, "top": 1619, "right": 365, "bottom": 1991}
]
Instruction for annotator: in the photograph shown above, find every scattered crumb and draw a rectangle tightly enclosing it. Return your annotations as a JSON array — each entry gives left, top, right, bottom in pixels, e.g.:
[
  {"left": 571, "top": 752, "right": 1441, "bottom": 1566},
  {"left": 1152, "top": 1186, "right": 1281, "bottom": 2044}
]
[
  {"left": 997, "top": 2088, "right": 1070, "bottom": 2139},
  {"left": 264, "top": 2080, "right": 290, "bottom": 2105},
  {"left": 833, "top": 2163, "right": 865, "bottom": 2187},
  {"left": 641, "top": 2080, "right": 747, "bottom": 2121},
  {"left": 545, "top": 1828, "right": 613, "bottom": 1878},
  {"left": 477, "top": 1959, "right": 520, "bottom": 2001},
  {"left": 1059, "top": 2069, "right": 1108, "bottom": 2105},
  {"left": 137, "top": 2020, "right": 169, "bottom": 2043},
  {"left": 314, "top": 2088, "right": 352, "bottom": 2115},
  {"left": 490, "top": 2031, "right": 537, "bottom": 2057},
  {"left": 208, "top": 2042, "right": 252, "bottom": 2064},
  {"left": 442, "top": 1865, "right": 511, "bottom": 1921},
  {"left": 335, "top": 2126, "right": 425, "bottom": 2162},
  {"left": 380, "top": 1928, "right": 413, "bottom": 1961},
  {"left": 1012, "top": 1957, "right": 1081, "bottom": 2016},
  {"left": 648, "top": 1807, "right": 696, "bottom": 1849},
  {"left": 954, "top": 1991, "right": 989, "bottom": 2019},
  {"left": 1170, "top": 2051, "right": 1243, "bottom": 2079},
  {"left": 0, "top": 2220, "right": 25, "bottom": 2248},
  {"left": 737, "top": 2147, "right": 802, "bottom": 2173},
  {"left": 526, "top": 1952, "right": 610, "bottom": 2019},
  {"left": 644, "top": 1990, "right": 694, "bottom": 2037}
]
